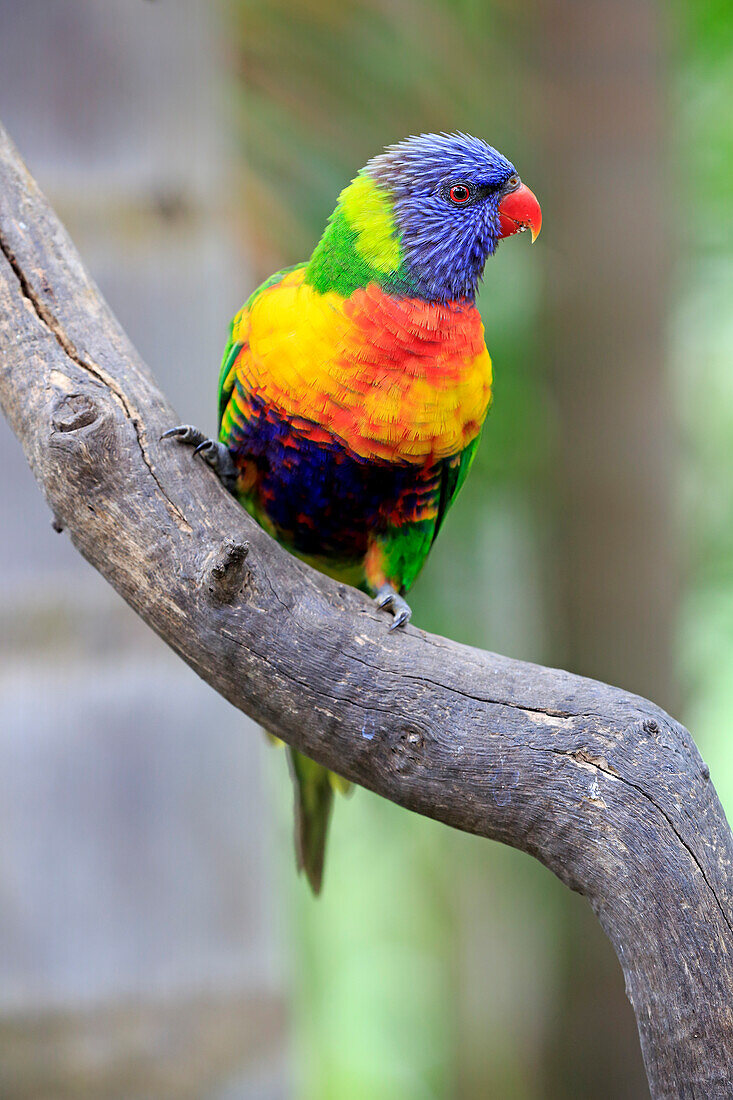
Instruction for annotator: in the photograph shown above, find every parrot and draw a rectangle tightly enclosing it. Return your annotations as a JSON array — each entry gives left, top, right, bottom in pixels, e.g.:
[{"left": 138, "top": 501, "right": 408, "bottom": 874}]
[{"left": 164, "top": 132, "right": 541, "bottom": 893}]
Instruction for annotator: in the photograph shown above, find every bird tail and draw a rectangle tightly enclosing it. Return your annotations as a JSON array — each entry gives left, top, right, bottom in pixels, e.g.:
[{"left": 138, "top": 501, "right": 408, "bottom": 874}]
[{"left": 286, "top": 747, "right": 348, "bottom": 895}]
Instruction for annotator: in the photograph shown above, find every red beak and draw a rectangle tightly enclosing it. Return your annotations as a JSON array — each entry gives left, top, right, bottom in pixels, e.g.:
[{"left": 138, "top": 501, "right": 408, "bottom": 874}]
[{"left": 497, "top": 182, "right": 542, "bottom": 243}]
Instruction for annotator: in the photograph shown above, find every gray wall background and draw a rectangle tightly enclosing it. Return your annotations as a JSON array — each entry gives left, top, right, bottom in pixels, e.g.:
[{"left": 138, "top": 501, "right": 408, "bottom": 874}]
[{"left": 0, "top": 3, "right": 290, "bottom": 1096}]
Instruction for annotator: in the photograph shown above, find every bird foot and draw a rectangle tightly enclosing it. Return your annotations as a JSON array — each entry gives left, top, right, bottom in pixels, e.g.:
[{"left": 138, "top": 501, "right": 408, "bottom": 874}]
[
  {"left": 375, "top": 584, "right": 412, "bottom": 631},
  {"left": 161, "top": 424, "right": 238, "bottom": 492}
]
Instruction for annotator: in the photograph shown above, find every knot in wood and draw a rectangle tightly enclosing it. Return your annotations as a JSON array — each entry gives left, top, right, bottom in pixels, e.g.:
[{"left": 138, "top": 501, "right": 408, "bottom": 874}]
[
  {"left": 207, "top": 540, "right": 250, "bottom": 603},
  {"left": 390, "top": 724, "right": 426, "bottom": 773},
  {"left": 52, "top": 393, "right": 98, "bottom": 433}
]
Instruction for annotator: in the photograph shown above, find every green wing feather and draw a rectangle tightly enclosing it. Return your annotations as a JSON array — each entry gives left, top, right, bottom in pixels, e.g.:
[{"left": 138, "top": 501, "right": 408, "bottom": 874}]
[
  {"left": 217, "top": 333, "right": 243, "bottom": 431},
  {"left": 434, "top": 433, "right": 482, "bottom": 543},
  {"left": 377, "top": 434, "right": 483, "bottom": 596}
]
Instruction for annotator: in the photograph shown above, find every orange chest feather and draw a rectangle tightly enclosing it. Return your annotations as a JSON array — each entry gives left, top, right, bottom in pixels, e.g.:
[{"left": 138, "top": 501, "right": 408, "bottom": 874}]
[{"left": 231, "top": 271, "right": 493, "bottom": 464}]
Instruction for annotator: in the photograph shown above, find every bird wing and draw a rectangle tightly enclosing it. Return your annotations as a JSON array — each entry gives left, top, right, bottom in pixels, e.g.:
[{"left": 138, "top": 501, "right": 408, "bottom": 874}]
[
  {"left": 367, "top": 434, "right": 483, "bottom": 596},
  {"left": 433, "top": 433, "right": 482, "bottom": 543}
]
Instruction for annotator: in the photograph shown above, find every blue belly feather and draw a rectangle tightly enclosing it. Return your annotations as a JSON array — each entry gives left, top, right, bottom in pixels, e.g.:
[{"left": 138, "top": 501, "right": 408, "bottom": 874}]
[{"left": 223, "top": 395, "right": 437, "bottom": 562}]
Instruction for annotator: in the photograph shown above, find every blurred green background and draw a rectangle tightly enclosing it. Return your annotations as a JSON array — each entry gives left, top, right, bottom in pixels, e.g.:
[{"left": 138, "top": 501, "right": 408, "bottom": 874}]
[{"left": 0, "top": 1, "right": 731, "bottom": 1097}]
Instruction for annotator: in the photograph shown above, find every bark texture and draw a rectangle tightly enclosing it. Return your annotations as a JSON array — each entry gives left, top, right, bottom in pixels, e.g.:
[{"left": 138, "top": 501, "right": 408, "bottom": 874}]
[{"left": 0, "top": 122, "right": 731, "bottom": 1098}]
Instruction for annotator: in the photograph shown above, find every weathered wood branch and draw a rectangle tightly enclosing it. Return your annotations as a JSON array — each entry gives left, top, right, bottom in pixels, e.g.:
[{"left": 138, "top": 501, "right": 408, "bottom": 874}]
[{"left": 0, "top": 121, "right": 731, "bottom": 1097}]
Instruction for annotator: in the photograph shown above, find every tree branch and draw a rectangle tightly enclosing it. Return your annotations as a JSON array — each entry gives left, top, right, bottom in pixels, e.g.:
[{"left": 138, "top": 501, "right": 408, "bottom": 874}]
[{"left": 0, "top": 121, "right": 731, "bottom": 1098}]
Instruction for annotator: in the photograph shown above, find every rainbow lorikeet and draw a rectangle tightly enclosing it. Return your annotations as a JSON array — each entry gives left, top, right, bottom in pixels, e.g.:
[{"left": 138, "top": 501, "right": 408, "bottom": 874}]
[{"left": 165, "top": 132, "right": 541, "bottom": 893}]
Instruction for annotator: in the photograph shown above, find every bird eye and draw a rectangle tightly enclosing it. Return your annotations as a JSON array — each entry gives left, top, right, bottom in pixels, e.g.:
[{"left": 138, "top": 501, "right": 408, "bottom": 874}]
[
  {"left": 448, "top": 183, "right": 471, "bottom": 205},
  {"left": 507, "top": 174, "right": 520, "bottom": 190}
]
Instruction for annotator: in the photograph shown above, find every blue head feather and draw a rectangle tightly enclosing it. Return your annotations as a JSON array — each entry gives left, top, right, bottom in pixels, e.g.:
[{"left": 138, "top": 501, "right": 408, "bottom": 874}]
[{"left": 366, "top": 132, "right": 518, "bottom": 303}]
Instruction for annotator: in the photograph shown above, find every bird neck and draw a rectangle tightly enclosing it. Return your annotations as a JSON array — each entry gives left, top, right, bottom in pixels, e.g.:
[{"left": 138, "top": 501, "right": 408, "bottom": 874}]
[
  {"left": 305, "top": 173, "right": 415, "bottom": 298},
  {"left": 304, "top": 172, "right": 482, "bottom": 304}
]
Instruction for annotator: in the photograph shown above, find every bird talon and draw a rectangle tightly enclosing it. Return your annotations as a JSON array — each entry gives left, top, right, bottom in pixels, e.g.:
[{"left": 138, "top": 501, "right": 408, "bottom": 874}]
[
  {"left": 160, "top": 423, "right": 206, "bottom": 447},
  {"left": 162, "top": 423, "right": 238, "bottom": 492},
  {"left": 389, "top": 608, "right": 411, "bottom": 631},
  {"left": 375, "top": 585, "right": 412, "bottom": 630}
]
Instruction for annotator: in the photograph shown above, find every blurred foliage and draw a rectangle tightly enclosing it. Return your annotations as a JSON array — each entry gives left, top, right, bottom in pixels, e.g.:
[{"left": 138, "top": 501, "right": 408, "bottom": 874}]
[
  {"left": 675, "top": 0, "right": 733, "bottom": 236},
  {"left": 230, "top": 0, "right": 525, "bottom": 278},
  {"left": 671, "top": 1, "right": 733, "bottom": 810},
  {"left": 227, "top": 0, "right": 733, "bottom": 1097}
]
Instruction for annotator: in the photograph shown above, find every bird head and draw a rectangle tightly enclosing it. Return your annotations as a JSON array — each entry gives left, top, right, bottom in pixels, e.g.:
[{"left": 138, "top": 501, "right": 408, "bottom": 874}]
[{"left": 363, "top": 132, "right": 541, "bottom": 302}]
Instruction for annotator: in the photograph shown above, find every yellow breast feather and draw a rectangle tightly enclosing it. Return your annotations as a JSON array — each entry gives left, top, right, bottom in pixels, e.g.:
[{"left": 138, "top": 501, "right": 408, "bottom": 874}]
[{"left": 231, "top": 269, "right": 493, "bottom": 464}]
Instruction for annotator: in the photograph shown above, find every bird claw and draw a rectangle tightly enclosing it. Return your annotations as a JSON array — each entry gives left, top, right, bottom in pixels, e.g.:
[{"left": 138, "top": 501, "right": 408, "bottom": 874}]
[
  {"left": 160, "top": 423, "right": 207, "bottom": 447},
  {"left": 162, "top": 423, "right": 238, "bottom": 492},
  {"left": 375, "top": 584, "right": 412, "bottom": 631}
]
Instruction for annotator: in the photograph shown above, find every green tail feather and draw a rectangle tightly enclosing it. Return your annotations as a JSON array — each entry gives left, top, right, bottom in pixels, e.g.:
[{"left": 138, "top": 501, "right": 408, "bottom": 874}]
[{"left": 287, "top": 748, "right": 343, "bottom": 895}]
